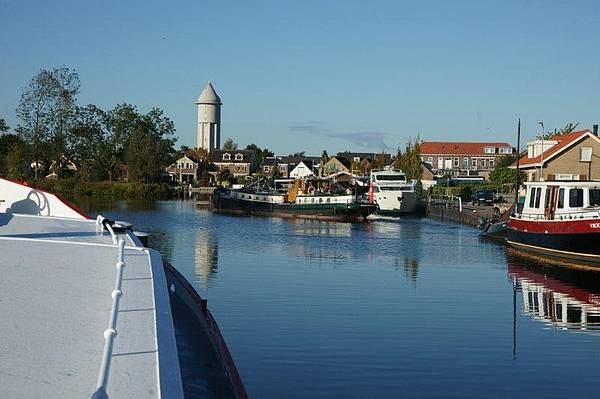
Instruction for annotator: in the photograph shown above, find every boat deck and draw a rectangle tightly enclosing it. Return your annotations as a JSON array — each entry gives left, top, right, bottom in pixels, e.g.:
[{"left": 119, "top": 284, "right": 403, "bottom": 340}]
[{"left": 0, "top": 213, "right": 182, "bottom": 398}]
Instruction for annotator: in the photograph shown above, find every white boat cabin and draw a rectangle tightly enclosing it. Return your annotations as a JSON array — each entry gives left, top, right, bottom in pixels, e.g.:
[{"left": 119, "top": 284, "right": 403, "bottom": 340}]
[
  {"left": 370, "top": 170, "right": 415, "bottom": 192},
  {"left": 519, "top": 181, "right": 600, "bottom": 221}
]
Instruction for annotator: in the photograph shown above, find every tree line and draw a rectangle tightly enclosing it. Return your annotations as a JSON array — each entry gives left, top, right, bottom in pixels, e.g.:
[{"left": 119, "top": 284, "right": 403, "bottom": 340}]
[{"left": 0, "top": 67, "right": 177, "bottom": 182}]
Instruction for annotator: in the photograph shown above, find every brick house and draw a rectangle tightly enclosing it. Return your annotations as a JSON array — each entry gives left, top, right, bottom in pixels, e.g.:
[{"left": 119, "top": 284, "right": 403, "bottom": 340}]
[
  {"left": 166, "top": 155, "right": 201, "bottom": 184},
  {"left": 510, "top": 128, "right": 600, "bottom": 181},
  {"left": 420, "top": 141, "right": 515, "bottom": 179},
  {"left": 211, "top": 150, "right": 258, "bottom": 178}
]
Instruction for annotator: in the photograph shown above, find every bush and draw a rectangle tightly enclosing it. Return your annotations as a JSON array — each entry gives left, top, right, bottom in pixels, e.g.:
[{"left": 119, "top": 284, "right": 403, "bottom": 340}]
[{"left": 31, "top": 178, "right": 174, "bottom": 199}]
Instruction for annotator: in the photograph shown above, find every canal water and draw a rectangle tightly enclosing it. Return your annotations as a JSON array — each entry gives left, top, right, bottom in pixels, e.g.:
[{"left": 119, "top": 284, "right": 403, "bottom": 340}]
[{"left": 80, "top": 199, "right": 600, "bottom": 398}]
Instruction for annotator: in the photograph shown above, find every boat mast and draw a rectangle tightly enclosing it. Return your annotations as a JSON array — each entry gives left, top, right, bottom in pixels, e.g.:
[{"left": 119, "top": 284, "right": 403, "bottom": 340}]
[{"left": 514, "top": 118, "right": 521, "bottom": 204}]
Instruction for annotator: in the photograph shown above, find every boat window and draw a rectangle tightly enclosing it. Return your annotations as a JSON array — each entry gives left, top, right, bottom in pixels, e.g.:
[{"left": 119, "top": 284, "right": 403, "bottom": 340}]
[
  {"left": 544, "top": 189, "right": 551, "bottom": 209},
  {"left": 376, "top": 174, "right": 405, "bottom": 181},
  {"left": 534, "top": 187, "right": 542, "bottom": 208},
  {"left": 590, "top": 189, "right": 600, "bottom": 207},
  {"left": 569, "top": 188, "right": 584, "bottom": 208},
  {"left": 327, "top": 198, "right": 330, "bottom": 203},
  {"left": 529, "top": 187, "right": 542, "bottom": 208},
  {"left": 528, "top": 188, "right": 536, "bottom": 208},
  {"left": 557, "top": 188, "right": 564, "bottom": 208}
]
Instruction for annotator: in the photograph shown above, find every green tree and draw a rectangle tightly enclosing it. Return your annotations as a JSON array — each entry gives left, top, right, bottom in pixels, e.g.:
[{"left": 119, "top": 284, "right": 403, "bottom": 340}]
[
  {"left": 0, "top": 116, "right": 9, "bottom": 133},
  {"left": 0, "top": 134, "right": 28, "bottom": 177},
  {"left": 16, "top": 67, "right": 80, "bottom": 177},
  {"left": 217, "top": 168, "right": 233, "bottom": 187},
  {"left": 223, "top": 138, "right": 238, "bottom": 150},
  {"left": 537, "top": 122, "right": 580, "bottom": 140},
  {"left": 68, "top": 104, "right": 108, "bottom": 181},
  {"left": 246, "top": 143, "right": 273, "bottom": 164},
  {"left": 489, "top": 154, "right": 526, "bottom": 193},
  {"left": 394, "top": 136, "right": 422, "bottom": 180},
  {"left": 124, "top": 108, "right": 177, "bottom": 182}
]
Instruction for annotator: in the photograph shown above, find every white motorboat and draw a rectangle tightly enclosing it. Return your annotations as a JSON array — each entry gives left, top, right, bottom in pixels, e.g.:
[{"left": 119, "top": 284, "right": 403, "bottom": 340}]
[{"left": 368, "top": 169, "right": 418, "bottom": 215}]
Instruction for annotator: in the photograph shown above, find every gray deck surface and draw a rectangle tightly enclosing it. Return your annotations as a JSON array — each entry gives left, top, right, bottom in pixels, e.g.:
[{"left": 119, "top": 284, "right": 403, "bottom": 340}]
[{"left": 0, "top": 213, "right": 181, "bottom": 398}]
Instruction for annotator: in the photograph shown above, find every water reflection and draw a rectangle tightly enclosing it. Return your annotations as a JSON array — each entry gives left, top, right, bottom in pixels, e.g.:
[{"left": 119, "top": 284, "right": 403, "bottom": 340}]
[
  {"left": 507, "top": 253, "right": 600, "bottom": 334},
  {"left": 194, "top": 230, "right": 219, "bottom": 288}
]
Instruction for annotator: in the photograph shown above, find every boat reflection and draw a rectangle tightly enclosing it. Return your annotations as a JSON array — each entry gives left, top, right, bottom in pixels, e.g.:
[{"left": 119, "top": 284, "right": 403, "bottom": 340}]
[
  {"left": 284, "top": 218, "right": 353, "bottom": 237},
  {"left": 508, "top": 253, "right": 600, "bottom": 334},
  {"left": 194, "top": 230, "right": 219, "bottom": 287}
]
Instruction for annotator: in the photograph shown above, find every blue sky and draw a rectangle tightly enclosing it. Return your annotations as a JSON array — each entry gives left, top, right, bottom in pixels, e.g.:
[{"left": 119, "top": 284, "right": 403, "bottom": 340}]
[{"left": 1, "top": 0, "right": 599, "bottom": 154}]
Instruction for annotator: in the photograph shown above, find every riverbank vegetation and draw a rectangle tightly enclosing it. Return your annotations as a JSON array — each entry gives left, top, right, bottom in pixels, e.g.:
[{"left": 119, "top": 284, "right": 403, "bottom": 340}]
[{"left": 0, "top": 67, "right": 178, "bottom": 198}]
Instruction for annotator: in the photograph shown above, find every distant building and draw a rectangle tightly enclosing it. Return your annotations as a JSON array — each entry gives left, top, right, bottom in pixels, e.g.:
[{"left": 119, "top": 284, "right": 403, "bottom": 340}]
[
  {"left": 289, "top": 160, "right": 315, "bottom": 178},
  {"left": 420, "top": 162, "right": 437, "bottom": 189},
  {"left": 336, "top": 152, "right": 392, "bottom": 174},
  {"left": 196, "top": 81, "right": 222, "bottom": 152},
  {"left": 322, "top": 156, "right": 351, "bottom": 176},
  {"left": 166, "top": 155, "right": 201, "bottom": 184},
  {"left": 510, "top": 128, "right": 600, "bottom": 182},
  {"left": 211, "top": 150, "right": 258, "bottom": 178},
  {"left": 420, "top": 141, "right": 514, "bottom": 179}
]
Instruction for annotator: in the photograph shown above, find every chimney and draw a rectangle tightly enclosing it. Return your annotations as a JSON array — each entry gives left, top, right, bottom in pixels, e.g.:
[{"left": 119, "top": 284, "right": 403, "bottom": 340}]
[{"left": 593, "top": 124, "right": 598, "bottom": 136}]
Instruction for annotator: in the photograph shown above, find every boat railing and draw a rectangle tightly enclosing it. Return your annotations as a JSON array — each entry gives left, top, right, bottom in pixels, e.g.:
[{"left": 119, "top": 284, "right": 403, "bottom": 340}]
[
  {"left": 516, "top": 209, "right": 600, "bottom": 221},
  {"left": 92, "top": 220, "right": 127, "bottom": 399},
  {"left": 428, "top": 194, "right": 462, "bottom": 212}
]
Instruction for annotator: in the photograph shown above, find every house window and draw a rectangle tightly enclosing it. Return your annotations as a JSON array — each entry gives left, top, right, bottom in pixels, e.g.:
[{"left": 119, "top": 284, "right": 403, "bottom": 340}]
[
  {"left": 453, "top": 157, "right": 459, "bottom": 167},
  {"left": 437, "top": 157, "right": 443, "bottom": 169},
  {"left": 472, "top": 159, "right": 477, "bottom": 168},
  {"left": 481, "top": 159, "right": 487, "bottom": 168},
  {"left": 489, "top": 159, "right": 494, "bottom": 168},
  {"left": 463, "top": 158, "right": 469, "bottom": 169},
  {"left": 235, "top": 153, "right": 244, "bottom": 161},
  {"left": 222, "top": 153, "right": 231, "bottom": 161},
  {"left": 484, "top": 147, "right": 495, "bottom": 154},
  {"left": 353, "top": 157, "right": 360, "bottom": 162},
  {"left": 427, "top": 157, "right": 433, "bottom": 161},
  {"left": 581, "top": 147, "right": 592, "bottom": 162},
  {"left": 569, "top": 188, "right": 584, "bottom": 208}
]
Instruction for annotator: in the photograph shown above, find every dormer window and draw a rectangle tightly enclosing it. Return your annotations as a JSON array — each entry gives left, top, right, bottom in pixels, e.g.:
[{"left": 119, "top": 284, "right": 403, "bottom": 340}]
[
  {"left": 222, "top": 153, "right": 231, "bottom": 161},
  {"left": 235, "top": 153, "right": 243, "bottom": 161},
  {"left": 484, "top": 147, "right": 496, "bottom": 154}
]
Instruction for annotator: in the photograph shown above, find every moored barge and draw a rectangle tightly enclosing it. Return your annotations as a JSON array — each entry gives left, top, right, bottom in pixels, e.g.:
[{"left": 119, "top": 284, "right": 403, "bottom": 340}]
[
  {"left": 211, "top": 178, "right": 374, "bottom": 222},
  {"left": 507, "top": 180, "right": 600, "bottom": 264}
]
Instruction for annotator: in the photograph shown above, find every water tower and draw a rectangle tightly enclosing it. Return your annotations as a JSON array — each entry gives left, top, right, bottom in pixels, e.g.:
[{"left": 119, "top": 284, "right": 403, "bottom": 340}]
[{"left": 196, "top": 81, "right": 222, "bottom": 151}]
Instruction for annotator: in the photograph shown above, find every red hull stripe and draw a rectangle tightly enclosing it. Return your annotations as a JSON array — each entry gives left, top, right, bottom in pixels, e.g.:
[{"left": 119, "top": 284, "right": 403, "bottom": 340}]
[
  {"left": 509, "top": 217, "right": 600, "bottom": 234},
  {"left": 163, "top": 261, "right": 249, "bottom": 399}
]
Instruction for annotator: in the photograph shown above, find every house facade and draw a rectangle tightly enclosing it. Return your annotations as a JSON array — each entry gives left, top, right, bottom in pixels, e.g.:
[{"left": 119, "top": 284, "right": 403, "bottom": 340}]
[
  {"left": 289, "top": 160, "right": 315, "bottom": 178},
  {"left": 322, "top": 156, "right": 351, "bottom": 176},
  {"left": 420, "top": 141, "right": 514, "bottom": 179},
  {"left": 166, "top": 155, "right": 200, "bottom": 183},
  {"left": 510, "top": 128, "right": 600, "bottom": 181},
  {"left": 211, "top": 150, "right": 258, "bottom": 177}
]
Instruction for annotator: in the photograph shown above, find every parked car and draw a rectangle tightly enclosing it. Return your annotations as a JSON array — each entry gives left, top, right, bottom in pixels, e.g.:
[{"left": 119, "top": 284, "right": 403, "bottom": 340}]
[{"left": 471, "top": 189, "right": 495, "bottom": 206}]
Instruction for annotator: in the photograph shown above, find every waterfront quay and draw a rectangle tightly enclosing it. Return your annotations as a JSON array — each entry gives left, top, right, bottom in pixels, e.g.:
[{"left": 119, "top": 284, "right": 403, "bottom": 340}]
[{"left": 86, "top": 198, "right": 600, "bottom": 399}]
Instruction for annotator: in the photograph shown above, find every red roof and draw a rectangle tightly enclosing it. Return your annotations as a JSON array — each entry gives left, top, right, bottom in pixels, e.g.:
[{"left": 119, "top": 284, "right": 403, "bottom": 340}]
[
  {"left": 512, "top": 129, "right": 592, "bottom": 167},
  {"left": 420, "top": 141, "right": 512, "bottom": 155}
]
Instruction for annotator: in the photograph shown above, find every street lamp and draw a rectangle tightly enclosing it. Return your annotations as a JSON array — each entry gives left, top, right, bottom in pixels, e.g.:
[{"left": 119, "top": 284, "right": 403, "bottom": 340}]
[{"left": 538, "top": 121, "right": 545, "bottom": 181}]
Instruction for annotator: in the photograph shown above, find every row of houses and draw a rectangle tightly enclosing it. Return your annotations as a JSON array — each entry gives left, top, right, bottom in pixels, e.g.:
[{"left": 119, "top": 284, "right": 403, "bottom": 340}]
[
  {"left": 167, "top": 151, "right": 390, "bottom": 184},
  {"left": 167, "top": 126, "right": 600, "bottom": 185}
]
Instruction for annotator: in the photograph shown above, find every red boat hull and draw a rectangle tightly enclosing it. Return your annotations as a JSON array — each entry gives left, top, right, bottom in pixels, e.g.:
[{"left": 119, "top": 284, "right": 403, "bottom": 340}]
[{"left": 507, "top": 217, "right": 600, "bottom": 264}]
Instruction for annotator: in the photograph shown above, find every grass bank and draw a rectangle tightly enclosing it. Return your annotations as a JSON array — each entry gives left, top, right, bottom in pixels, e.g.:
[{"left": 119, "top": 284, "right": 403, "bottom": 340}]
[{"left": 31, "top": 178, "right": 175, "bottom": 199}]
